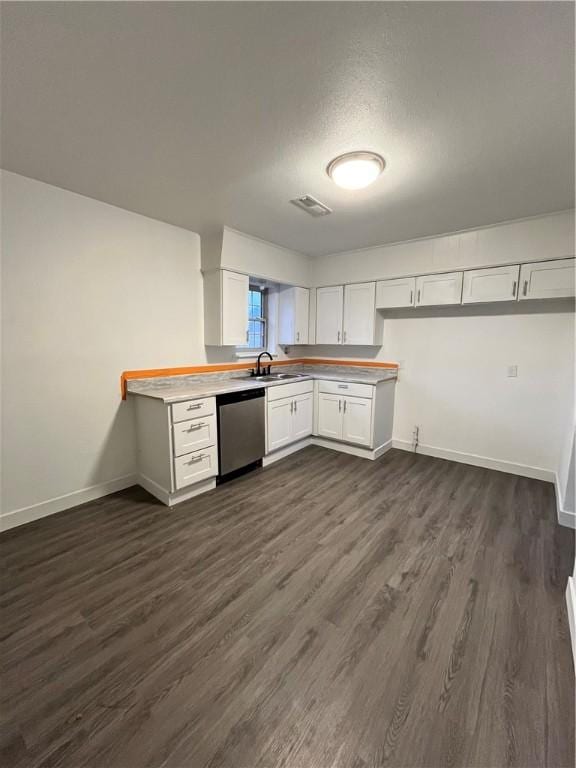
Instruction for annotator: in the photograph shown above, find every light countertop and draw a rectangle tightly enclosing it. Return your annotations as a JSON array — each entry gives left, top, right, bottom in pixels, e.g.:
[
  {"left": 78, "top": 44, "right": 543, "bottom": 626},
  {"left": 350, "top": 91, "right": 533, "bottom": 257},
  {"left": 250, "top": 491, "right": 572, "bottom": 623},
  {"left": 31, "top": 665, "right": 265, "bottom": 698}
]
[{"left": 127, "top": 366, "right": 397, "bottom": 404}]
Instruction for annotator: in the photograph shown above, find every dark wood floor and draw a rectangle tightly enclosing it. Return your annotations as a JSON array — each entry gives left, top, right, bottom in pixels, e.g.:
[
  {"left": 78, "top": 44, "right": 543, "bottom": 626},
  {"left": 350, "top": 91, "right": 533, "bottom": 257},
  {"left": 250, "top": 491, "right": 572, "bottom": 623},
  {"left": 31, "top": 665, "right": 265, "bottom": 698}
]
[{"left": 1, "top": 447, "right": 574, "bottom": 768}]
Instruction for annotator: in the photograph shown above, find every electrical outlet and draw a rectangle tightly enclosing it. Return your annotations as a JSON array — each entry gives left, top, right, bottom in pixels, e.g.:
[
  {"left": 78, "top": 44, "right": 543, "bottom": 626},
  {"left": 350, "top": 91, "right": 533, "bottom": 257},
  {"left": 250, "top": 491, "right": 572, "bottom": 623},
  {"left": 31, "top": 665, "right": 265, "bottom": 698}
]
[{"left": 507, "top": 365, "right": 518, "bottom": 378}]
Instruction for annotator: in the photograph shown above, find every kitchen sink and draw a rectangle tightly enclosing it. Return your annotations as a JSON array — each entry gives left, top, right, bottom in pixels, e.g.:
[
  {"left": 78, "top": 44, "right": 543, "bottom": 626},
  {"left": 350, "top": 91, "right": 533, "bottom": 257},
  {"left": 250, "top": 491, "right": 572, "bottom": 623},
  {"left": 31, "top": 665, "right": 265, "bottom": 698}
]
[{"left": 238, "top": 373, "right": 309, "bottom": 382}]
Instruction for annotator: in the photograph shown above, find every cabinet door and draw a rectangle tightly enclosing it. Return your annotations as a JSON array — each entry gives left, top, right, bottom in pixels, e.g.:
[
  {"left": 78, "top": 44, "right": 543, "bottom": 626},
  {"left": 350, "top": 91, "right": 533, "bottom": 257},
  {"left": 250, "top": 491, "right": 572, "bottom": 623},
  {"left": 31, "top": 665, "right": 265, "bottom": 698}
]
[
  {"left": 316, "top": 393, "right": 343, "bottom": 440},
  {"left": 294, "top": 287, "right": 310, "bottom": 344},
  {"left": 267, "top": 398, "right": 293, "bottom": 452},
  {"left": 462, "top": 265, "right": 520, "bottom": 304},
  {"left": 292, "top": 393, "right": 313, "bottom": 441},
  {"left": 342, "top": 396, "right": 373, "bottom": 447},
  {"left": 376, "top": 277, "right": 416, "bottom": 308},
  {"left": 415, "top": 272, "right": 463, "bottom": 306},
  {"left": 222, "top": 271, "right": 249, "bottom": 345},
  {"left": 316, "top": 286, "right": 344, "bottom": 344},
  {"left": 343, "top": 282, "right": 376, "bottom": 344},
  {"left": 519, "top": 258, "right": 575, "bottom": 300},
  {"left": 278, "top": 287, "right": 310, "bottom": 345}
]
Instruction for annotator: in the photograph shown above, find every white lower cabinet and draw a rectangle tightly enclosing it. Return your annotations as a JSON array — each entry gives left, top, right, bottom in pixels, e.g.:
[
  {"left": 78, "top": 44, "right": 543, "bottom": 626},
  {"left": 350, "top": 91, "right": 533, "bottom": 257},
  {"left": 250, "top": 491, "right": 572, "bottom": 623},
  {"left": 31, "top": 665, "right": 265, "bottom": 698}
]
[
  {"left": 342, "top": 396, "right": 372, "bottom": 447},
  {"left": 267, "top": 398, "right": 293, "bottom": 452},
  {"left": 317, "top": 393, "right": 343, "bottom": 441},
  {"left": 292, "top": 393, "right": 313, "bottom": 441},
  {"left": 317, "top": 391, "right": 372, "bottom": 447},
  {"left": 315, "top": 379, "right": 395, "bottom": 452},
  {"left": 266, "top": 381, "right": 313, "bottom": 453},
  {"left": 133, "top": 394, "right": 219, "bottom": 506}
]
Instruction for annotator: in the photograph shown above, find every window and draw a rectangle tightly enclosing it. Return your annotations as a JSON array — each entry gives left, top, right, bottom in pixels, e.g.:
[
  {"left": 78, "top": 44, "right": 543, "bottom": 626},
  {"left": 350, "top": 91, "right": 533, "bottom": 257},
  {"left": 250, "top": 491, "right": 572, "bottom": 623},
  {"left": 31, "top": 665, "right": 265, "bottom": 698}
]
[{"left": 245, "top": 285, "right": 267, "bottom": 350}]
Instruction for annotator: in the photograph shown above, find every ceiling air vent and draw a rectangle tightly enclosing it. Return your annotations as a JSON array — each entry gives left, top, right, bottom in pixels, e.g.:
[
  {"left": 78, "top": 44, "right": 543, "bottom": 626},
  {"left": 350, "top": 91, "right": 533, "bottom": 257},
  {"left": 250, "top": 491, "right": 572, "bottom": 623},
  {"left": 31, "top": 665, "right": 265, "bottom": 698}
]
[{"left": 290, "top": 194, "right": 333, "bottom": 217}]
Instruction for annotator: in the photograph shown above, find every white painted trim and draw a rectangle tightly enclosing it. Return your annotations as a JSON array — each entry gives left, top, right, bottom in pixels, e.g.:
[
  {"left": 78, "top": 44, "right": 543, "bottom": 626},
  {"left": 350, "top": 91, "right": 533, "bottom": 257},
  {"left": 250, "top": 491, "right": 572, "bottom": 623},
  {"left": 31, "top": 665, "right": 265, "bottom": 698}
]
[
  {"left": 138, "top": 474, "right": 216, "bottom": 507},
  {"left": 263, "top": 438, "right": 312, "bottom": 466},
  {"left": 554, "top": 472, "right": 576, "bottom": 529},
  {"left": 566, "top": 577, "right": 576, "bottom": 673},
  {"left": 373, "top": 439, "right": 394, "bottom": 459},
  {"left": 392, "top": 439, "right": 555, "bottom": 482},
  {"left": 0, "top": 474, "right": 138, "bottom": 532}
]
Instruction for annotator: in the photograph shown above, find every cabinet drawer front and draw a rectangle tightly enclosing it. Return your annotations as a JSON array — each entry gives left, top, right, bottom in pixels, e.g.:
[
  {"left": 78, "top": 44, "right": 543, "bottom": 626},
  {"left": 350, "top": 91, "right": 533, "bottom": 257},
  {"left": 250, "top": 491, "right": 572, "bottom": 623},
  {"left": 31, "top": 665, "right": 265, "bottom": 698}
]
[
  {"left": 266, "top": 379, "right": 313, "bottom": 402},
  {"left": 172, "top": 397, "right": 215, "bottom": 423},
  {"left": 174, "top": 445, "right": 218, "bottom": 490},
  {"left": 172, "top": 414, "right": 217, "bottom": 457},
  {"left": 317, "top": 380, "right": 374, "bottom": 399}
]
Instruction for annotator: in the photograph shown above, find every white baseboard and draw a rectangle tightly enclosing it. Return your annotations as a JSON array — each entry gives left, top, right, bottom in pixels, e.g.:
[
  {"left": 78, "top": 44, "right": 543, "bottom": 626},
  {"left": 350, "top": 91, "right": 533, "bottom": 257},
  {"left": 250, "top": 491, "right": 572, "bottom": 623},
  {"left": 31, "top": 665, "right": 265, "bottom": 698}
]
[
  {"left": 138, "top": 474, "right": 216, "bottom": 507},
  {"left": 392, "top": 439, "right": 555, "bottom": 482},
  {"left": 567, "top": 577, "right": 576, "bottom": 672},
  {"left": 554, "top": 472, "right": 576, "bottom": 529},
  {"left": 0, "top": 473, "right": 138, "bottom": 532}
]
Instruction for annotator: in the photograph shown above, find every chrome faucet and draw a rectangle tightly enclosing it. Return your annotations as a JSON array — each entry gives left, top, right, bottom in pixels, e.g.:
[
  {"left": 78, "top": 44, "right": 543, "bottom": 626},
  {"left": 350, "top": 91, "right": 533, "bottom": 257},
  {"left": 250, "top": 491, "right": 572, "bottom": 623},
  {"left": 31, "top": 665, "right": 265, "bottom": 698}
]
[{"left": 252, "top": 351, "right": 273, "bottom": 377}]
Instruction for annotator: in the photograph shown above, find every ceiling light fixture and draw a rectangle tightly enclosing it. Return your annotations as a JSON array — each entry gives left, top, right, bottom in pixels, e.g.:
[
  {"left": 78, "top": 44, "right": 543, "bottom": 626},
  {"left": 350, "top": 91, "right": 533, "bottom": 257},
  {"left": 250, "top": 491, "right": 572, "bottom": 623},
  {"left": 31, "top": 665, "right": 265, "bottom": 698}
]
[{"left": 327, "top": 151, "right": 385, "bottom": 190}]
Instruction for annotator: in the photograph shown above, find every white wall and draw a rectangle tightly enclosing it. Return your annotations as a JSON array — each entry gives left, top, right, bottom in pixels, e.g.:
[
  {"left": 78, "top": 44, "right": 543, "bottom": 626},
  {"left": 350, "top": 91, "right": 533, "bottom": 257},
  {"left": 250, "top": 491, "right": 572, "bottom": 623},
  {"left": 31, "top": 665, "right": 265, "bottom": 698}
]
[
  {"left": 303, "top": 211, "right": 575, "bottom": 483},
  {"left": 203, "top": 226, "right": 310, "bottom": 287},
  {"left": 1, "top": 171, "right": 215, "bottom": 527}
]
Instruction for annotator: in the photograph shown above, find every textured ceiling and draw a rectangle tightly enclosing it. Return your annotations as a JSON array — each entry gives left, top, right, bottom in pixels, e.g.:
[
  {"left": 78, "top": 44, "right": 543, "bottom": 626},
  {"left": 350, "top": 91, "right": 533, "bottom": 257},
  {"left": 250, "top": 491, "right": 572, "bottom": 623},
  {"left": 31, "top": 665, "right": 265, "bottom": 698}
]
[{"left": 1, "top": 2, "right": 574, "bottom": 256}]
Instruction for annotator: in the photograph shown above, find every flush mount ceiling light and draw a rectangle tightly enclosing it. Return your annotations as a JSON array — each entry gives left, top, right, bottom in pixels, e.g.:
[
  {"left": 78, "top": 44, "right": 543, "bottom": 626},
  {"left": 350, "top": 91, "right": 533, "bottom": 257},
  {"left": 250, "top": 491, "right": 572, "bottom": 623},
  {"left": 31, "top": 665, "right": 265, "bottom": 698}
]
[{"left": 326, "top": 151, "right": 385, "bottom": 190}]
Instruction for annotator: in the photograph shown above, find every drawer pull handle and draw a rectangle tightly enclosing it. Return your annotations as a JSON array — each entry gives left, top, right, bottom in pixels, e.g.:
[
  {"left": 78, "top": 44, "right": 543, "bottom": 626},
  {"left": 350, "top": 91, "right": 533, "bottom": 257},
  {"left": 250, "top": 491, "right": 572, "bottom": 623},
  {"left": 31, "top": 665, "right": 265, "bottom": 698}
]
[
  {"left": 337, "top": 384, "right": 349, "bottom": 389},
  {"left": 512, "top": 280, "right": 517, "bottom": 297},
  {"left": 187, "top": 454, "right": 205, "bottom": 464},
  {"left": 186, "top": 423, "right": 206, "bottom": 432},
  {"left": 186, "top": 404, "right": 202, "bottom": 410},
  {"left": 523, "top": 280, "right": 528, "bottom": 296}
]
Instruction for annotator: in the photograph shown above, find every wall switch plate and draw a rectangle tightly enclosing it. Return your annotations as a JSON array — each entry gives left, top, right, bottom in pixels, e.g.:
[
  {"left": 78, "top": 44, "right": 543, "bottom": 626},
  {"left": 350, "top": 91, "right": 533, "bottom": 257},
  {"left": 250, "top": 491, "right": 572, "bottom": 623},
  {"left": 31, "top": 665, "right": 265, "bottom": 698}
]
[{"left": 507, "top": 365, "right": 518, "bottom": 377}]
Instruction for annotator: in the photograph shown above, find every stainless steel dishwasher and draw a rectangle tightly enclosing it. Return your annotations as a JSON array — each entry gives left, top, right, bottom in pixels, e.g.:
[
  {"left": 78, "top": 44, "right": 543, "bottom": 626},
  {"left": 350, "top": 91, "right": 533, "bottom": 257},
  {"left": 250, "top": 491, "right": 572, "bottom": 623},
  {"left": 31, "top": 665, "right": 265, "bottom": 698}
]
[{"left": 216, "top": 388, "right": 265, "bottom": 483}]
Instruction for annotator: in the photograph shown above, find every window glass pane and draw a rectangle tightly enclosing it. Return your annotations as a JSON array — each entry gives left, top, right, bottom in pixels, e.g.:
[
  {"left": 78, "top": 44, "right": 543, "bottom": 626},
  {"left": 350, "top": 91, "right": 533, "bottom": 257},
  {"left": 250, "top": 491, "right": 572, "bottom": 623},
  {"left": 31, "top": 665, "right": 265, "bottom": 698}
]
[{"left": 244, "top": 288, "right": 266, "bottom": 348}]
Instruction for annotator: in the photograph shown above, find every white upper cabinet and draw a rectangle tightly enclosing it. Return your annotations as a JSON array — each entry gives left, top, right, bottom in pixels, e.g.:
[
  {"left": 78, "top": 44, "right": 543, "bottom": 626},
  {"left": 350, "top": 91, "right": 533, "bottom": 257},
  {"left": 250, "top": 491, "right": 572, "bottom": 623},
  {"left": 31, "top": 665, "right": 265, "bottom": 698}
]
[
  {"left": 518, "top": 258, "right": 575, "bottom": 300},
  {"left": 316, "top": 285, "right": 344, "bottom": 344},
  {"left": 415, "top": 271, "right": 463, "bottom": 306},
  {"left": 278, "top": 286, "right": 309, "bottom": 345},
  {"left": 316, "top": 282, "right": 381, "bottom": 345},
  {"left": 204, "top": 269, "right": 249, "bottom": 346},
  {"left": 462, "top": 265, "right": 520, "bottom": 304},
  {"left": 343, "top": 282, "right": 377, "bottom": 345},
  {"left": 376, "top": 277, "right": 416, "bottom": 309}
]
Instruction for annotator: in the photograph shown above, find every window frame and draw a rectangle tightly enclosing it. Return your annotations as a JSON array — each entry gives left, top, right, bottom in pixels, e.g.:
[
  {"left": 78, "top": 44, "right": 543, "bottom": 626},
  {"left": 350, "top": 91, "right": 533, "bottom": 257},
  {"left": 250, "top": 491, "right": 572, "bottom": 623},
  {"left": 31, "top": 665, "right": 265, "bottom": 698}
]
[{"left": 240, "top": 284, "right": 268, "bottom": 353}]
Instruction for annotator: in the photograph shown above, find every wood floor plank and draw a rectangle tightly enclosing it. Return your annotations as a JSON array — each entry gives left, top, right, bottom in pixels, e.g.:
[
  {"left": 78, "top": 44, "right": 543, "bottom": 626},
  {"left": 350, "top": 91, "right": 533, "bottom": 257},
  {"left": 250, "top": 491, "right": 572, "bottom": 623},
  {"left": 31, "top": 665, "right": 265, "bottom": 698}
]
[{"left": 0, "top": 446, "right": 573, "bottom": 768}]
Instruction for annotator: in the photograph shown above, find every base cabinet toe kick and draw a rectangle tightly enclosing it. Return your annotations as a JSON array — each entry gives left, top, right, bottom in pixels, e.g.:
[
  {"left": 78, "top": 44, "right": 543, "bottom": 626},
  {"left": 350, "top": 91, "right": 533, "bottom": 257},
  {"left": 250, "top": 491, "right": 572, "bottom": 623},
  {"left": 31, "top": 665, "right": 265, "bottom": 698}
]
[{"left": 133, "top": 377, "right": 396, "bottom": 506}]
